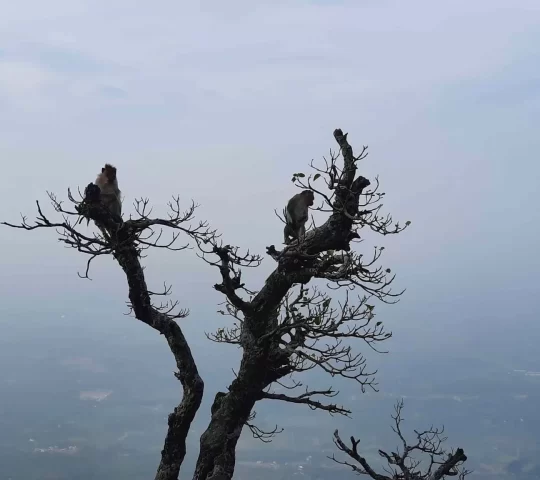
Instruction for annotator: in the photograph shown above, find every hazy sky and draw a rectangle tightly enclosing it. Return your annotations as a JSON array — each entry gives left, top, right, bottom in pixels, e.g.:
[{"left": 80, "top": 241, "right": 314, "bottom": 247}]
[{"left": 0, "top": 0, "right": 539, "bottom": 369}]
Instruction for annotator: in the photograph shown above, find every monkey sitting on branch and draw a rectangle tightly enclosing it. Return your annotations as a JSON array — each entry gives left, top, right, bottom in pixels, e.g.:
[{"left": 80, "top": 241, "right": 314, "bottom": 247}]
[
  {"left": 77, "top": 163, "right": 122, "bottom": 229},
  {"left": 95, "top": 163, "right": 122, "bottom": 219},
  {"left": 283, "top": 190, "right": 314, "bottom": 245}
]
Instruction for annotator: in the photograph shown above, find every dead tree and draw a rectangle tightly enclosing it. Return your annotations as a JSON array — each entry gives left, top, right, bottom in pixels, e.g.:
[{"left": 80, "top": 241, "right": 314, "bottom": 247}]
[
  {"left": 2, "top": 128, "right": 468, "bottom": 480},
  {"left": 2, "top": 184, "right": 215, "bottom": 480},
  {"left": 191, "top": 129, "right": 465, "bottom": 479},
  {"left": 332, "top": 399, "right": 471, "bottom": 479}
]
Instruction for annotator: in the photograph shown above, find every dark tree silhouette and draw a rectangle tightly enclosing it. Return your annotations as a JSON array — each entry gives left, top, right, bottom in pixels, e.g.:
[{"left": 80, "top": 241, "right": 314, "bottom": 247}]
[
  {"left": 332, "top": 399, "right": 470, "bottom": 479},
  {"left": 2, "top": 129, "right": 468, "bottom": 480}
]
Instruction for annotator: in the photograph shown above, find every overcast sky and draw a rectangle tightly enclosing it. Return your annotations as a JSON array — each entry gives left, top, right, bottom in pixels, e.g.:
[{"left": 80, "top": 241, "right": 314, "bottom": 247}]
[{"left": 0, "top": 0, "right": 539, "bottom": 366}]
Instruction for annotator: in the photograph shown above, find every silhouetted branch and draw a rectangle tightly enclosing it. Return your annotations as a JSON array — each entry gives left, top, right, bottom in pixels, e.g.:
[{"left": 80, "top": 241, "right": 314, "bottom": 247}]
[
  {"left": 262, "top": 389, "right": 350, "bottom": 415},
  {"left": 246, "top": 411, "right": 284, "bottom": 443},
  {"left": 331, "top": 401, "right": 470, "bottom": 480}
]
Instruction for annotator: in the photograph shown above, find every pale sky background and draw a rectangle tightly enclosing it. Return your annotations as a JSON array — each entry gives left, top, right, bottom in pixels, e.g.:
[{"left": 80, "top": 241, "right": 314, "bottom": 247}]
[{"left": 0, "top": 0, "right": 539, "bottom": 386}]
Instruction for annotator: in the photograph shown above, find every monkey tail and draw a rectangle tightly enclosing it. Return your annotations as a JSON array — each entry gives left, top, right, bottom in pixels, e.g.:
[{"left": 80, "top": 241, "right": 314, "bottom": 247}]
[{"left": 283, "top": 206, "right": 297, "bottom": 229}]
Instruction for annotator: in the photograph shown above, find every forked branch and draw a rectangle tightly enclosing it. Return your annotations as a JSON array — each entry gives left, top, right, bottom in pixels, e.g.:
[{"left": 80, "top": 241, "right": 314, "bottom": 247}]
[{"left": 331, "top": 400, "right": 470, "bottom": 480}]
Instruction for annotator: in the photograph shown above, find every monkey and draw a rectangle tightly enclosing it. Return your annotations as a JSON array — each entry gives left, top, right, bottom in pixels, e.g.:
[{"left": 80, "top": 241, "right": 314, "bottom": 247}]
[
  {"left": 95, "top": 163, "right": 122, "bottom": 219},
  {"left": 283, "top": 190, "right": 315, "bottom": 245},
  {"left": 76, "top": 183, "right": 101, "bottom": 226}
]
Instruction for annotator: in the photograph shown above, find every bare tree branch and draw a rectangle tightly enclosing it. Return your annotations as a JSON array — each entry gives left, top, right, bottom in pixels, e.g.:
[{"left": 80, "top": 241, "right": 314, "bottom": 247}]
[
  {"left": 245, "top": 410, "right": 284, "bottom": 443},
  {"left": 331, "top": 400, "right": 470, "bottom": 480},
  {"left": 262, "top": 389, "right": 350, "bottom": 416}
]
